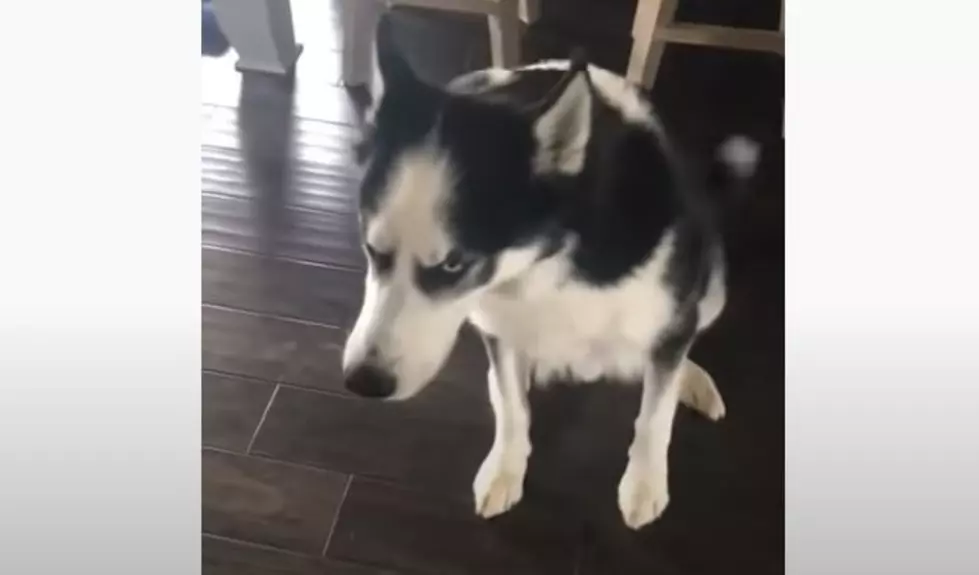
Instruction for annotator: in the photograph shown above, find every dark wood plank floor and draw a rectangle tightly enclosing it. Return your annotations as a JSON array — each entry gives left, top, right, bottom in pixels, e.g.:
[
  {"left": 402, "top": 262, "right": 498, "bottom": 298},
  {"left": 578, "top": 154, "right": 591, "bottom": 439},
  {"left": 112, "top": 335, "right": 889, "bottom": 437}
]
[{"left": 201, "top": 1, "right": 784, "bottom": 573}]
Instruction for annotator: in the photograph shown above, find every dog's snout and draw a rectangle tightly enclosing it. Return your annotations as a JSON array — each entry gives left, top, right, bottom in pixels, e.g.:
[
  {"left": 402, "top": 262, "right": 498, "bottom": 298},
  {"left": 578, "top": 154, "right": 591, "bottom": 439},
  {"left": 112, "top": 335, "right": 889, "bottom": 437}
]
[{"left": 344, "top": 363, "right": 397, "bottom": 399}]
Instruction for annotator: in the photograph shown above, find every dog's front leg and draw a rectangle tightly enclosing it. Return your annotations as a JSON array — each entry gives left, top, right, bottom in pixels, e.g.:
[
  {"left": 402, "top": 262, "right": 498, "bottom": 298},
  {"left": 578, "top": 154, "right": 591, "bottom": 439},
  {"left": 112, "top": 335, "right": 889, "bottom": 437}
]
[
  {"left": 473, "top": 334, "right": 532, "bottom": 518},
  {"left": 618, "top": 328, "right": 694, "bottom": 529}
]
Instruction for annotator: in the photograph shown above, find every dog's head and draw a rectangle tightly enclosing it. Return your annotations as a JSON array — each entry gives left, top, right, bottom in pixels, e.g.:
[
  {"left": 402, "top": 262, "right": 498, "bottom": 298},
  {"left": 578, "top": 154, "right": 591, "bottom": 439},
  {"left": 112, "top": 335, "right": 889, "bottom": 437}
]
[{"left": 342, "top": 19, "right": 593, "bottom": 400}]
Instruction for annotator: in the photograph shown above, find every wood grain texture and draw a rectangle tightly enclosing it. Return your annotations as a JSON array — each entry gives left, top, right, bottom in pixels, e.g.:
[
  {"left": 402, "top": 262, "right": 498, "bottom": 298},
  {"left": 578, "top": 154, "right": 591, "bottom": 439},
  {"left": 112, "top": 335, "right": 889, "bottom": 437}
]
[
  {"left": 327, "top": 477, "right": 582, "bottom": 575},
  {"left": 203, "top": 535, "right": 402, "bottom": 575},
  {"left": 202, "top": 372, "right": 277, "bottom": 452},
  {"left": 202, "top": 449, "right": 350, "bottom": 554},
  {"left": 249, "top": 386, "right": 492, "bottom": 495}
]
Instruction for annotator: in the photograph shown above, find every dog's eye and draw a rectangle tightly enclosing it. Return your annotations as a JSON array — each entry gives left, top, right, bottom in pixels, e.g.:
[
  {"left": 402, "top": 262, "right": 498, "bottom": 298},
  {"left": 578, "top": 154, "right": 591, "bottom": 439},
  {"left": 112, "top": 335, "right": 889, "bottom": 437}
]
[{"left": 438, "top": 250, "right": 469, "bottom": 274}]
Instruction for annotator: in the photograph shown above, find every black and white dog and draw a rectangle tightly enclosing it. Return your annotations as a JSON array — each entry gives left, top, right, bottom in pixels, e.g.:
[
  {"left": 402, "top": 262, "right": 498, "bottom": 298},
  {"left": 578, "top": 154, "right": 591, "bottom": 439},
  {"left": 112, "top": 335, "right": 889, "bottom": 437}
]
[{"left": 342, "top": 20, "right": 758, "bottom": 529}]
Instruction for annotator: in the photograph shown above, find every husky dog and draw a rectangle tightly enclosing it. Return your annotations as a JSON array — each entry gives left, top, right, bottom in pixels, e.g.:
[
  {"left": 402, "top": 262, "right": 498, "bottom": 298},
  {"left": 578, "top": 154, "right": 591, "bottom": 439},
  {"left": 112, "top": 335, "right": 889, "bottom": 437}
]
[{"left": 342, "top": 19, "right": 758, "bottom": 529}]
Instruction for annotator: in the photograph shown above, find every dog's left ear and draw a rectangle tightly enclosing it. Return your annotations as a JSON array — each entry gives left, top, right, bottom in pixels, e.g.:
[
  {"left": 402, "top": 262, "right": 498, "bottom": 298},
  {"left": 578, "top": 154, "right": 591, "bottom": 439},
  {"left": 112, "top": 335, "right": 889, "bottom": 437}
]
[{"left": 528, "top": 50, "right": 593, "bottom": 176}]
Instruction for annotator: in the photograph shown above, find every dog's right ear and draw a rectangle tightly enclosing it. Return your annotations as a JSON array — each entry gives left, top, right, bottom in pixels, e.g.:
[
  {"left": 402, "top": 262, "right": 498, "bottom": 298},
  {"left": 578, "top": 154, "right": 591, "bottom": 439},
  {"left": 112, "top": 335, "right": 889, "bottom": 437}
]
[
  {"left": 353, "top": 15, "right": 432, "bottom": 163},
  {"left": 369, "top": 15, "right": 424, "bottom": 109}
]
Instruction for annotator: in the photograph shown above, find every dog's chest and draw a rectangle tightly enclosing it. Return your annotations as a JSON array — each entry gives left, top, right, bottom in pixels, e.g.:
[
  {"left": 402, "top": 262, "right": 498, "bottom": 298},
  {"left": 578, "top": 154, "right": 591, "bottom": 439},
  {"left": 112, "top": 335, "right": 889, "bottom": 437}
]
[{"left": 469, "top": 258, "right": 677, "bottom": 382}]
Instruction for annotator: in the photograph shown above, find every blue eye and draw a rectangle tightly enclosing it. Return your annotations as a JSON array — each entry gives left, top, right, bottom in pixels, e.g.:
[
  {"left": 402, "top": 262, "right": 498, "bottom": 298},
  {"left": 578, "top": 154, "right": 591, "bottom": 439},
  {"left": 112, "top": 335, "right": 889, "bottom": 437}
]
[{"left": 439, "top": 250, "right": 468, "bottom": 274}]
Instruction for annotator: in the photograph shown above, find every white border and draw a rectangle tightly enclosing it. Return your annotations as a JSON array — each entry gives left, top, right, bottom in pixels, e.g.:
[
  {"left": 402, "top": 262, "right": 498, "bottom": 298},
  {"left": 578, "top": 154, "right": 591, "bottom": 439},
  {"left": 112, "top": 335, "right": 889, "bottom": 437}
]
[
  {"left": 0, "top": 2, "right": 200, "bottom": 573},
  {"left": 789, "top": 1, "right": 979, "bottom": 574}
]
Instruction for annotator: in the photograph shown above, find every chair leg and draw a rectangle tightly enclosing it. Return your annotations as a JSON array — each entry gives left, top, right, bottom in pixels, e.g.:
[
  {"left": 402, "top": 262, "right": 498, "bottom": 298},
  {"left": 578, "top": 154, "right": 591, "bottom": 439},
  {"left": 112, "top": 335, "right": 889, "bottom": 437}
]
[
  {"left": 212, "top": 0, "right": 303, "bottom": 74},
  {"left": 519, "top": 0, "right": 541, "bottom": 24},
  {"left": 488, "top": 0, "right": 522, "bottom": 68},
  {"left": 625, "top": 0, "right": 679, "bottom": 89},
  {"left": 339, "top": 0, "right": 385, "bottom": 86}
]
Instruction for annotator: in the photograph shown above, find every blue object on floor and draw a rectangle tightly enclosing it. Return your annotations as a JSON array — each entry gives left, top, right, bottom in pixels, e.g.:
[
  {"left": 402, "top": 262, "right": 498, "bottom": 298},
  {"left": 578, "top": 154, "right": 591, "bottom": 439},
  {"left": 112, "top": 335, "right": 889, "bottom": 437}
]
[{"left": 202, "top": 1, "right": 230, "bottom": 57}]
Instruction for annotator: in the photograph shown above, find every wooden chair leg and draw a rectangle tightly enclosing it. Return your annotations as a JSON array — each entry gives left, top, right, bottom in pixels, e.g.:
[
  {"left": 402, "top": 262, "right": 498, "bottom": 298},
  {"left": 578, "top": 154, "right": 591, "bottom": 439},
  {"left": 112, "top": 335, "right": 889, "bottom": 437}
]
[
  {"left": 488, "top": 0, "right": 521, "bottom": 68},
  {"left": 519, "top": 0, "right": 541, "bottom": 24},
  {"left": 213, "top": 0, "right": 303, "bottom": 74},
  {"left": 626, "top": 0, "right": 679, "bottom": 88},
  {"left": 339, "top": 0, "right": 385, "bottom": 86}
]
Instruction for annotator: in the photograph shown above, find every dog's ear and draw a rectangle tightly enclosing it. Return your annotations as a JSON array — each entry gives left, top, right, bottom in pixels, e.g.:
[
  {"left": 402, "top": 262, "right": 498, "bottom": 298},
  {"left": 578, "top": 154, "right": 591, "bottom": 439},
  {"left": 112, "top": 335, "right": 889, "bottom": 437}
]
[
  {"left": 354, "top": 14, "right": 439, "bottom": 162},
  {"left": 528, "top": 50, "right": 593, "bottom": 176},
  {"left": 371, "top": 15, "right": 425, "bottom": 105}
]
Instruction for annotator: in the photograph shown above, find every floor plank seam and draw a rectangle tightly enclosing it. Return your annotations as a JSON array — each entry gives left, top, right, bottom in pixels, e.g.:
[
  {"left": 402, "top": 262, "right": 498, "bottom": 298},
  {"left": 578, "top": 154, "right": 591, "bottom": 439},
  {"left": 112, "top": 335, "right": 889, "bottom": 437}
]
[
  {"left": 203, "top": 445, "right": 354, "bottom": 479},
  {"left": 273, "top": 381, "right": 351, "bottom": 400},
  {"left": 199, "top": 241, "right": 364, "bottom": 274},
  {"left": 200, "top": 189, "right": 359, "bottom": 216},
  {"left": 203, "top": 532, "right": 320, "bottom": 559},
  {"left": 321, "top": 474, "right": 353, "bottom": 557},
  {"left": 202, "top": 302, "right": 348, "bottom": 330},
  {"left": 245, "top": 384, "right": 280, "bottom": 454},
  {"left": 201, "top": 297, "right": 350, "bottom": 330},
  {"left": 201, "top": 368, "right": 277, "bottom": 386},
  {"left": 334, "top": 472, "right": 480, "bottom": 508},
  {"left": 200, "top": 103, "right": 362, "bottom": 129},
  {"left": 270, "top": 382, "right": 494, "bottom": 430},
  {"left": 200, "top": 445, "right": 242, "bottom": 458},
  {"left": 201, "top": 244, "right": 364, "bottom": 274},
  {"left": 254, "top": 453, "right": 343, "bottom": 477}
]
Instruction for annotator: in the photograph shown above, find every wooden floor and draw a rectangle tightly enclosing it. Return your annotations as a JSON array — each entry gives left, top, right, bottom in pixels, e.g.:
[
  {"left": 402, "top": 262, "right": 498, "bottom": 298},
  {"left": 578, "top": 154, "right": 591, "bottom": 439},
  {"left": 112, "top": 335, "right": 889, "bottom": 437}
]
[{"left": 201, "top": 1, "right": 784, "bottom": 573}]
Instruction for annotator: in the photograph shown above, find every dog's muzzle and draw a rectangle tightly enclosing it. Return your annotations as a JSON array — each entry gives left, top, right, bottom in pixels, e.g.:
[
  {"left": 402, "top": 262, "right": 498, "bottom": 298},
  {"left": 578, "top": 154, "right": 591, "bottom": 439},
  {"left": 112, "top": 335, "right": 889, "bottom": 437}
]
[{"left": 344, "top": 363, "right": 397, "bottom": 399}]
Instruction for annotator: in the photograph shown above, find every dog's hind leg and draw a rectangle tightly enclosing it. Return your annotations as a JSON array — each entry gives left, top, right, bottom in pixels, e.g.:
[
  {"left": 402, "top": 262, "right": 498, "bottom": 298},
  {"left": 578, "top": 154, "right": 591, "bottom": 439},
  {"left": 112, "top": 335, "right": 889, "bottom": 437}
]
[
  {"left": 618, "top": 323, "right": 695, "bottom": 530},
  {"left": 473, "top": 334, "right": 533, "bottom": 519},
  {"left": 678, "top": 358, "right": 726, "bottom": 421}
]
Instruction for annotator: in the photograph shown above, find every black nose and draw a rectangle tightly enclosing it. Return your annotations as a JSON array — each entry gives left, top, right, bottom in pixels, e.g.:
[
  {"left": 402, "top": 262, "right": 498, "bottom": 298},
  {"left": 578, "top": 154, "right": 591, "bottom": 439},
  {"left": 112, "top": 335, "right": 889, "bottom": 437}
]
[{"left": 344, "top": 364, "right": 397, "bottom": 398}]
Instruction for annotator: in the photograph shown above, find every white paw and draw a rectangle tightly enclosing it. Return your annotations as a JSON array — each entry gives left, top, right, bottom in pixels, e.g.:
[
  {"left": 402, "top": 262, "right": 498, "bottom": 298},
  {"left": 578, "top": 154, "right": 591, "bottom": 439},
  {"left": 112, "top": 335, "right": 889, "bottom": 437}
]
[
  {"left": 680, "top": 359, "right": 727, "bottom": 421},
  {"left": 473, "top": 449, "right": 527, "bottom": 519},
  {"left": 618, "top": 459, "right": 670, "bottom": 530}
]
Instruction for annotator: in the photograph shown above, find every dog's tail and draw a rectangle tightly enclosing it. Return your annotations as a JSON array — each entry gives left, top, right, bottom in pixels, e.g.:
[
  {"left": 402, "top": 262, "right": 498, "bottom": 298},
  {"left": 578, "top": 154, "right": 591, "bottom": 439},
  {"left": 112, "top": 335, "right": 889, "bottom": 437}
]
[{"left": 707, "top": 135, "right": 761, "bottom": 199}]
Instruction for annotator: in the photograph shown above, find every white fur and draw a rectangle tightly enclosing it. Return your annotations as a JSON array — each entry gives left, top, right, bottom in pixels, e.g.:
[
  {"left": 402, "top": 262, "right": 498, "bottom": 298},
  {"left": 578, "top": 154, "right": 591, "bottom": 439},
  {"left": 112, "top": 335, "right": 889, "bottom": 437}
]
[
  {"left": 718, "top": 135, "right": 761, "bottom": 179},
  {"left": 699, "top": 259, "right": 728, "bottom": 331},
  {"left": 679, "top": 359, "right": 726, "bottom": 421},
  {"left": 619, "top": 358, "right": 684, "bottom": 528},
  {"left": 467, "top": 233, "right": 688, "bottom": 525},
  {"left": 473, "top": 343, "right": 532, "bottom": 518},
  {"left": 446, "top": 67, "right": 517, "bottom": 93},
  {"left": 365, "top": 145, "right": 455, "bottom": 263},
  {"left": 532, "top": 71, "right": 592, "bottom": 175},
  {"left": 344, "top": 144, "right": 473, "bottom": 400},
  {"left": 469, "top": 235, "right": 678, "bottom": 384},
  {"left": 365, "top": 38, "right": 384, "bottom": 125}
]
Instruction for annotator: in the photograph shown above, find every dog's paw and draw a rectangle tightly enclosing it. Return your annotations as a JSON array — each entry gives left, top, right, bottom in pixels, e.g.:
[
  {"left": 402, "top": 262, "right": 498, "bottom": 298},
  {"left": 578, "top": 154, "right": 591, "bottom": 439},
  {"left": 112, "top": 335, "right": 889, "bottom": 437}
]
[
  {"left": 679, "top": 359, "right": 726, "bottom": 421},
  {"left": 618, "top": 460, "right": 670, "bottom": 530},
  {"left": 473, "top": 450, "right": 527, "bottom": 519}
]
